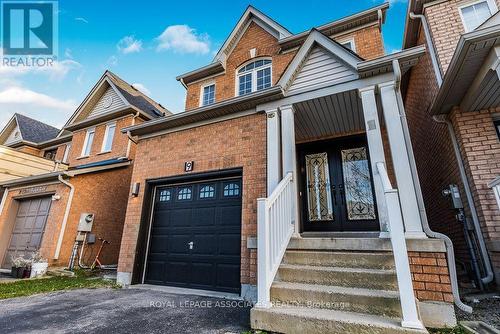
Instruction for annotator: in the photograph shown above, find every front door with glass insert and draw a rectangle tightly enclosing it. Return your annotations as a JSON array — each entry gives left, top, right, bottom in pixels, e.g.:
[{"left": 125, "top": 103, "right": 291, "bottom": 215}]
[{"left": 299, "top": 136, "right": 379, "bottom": 231}]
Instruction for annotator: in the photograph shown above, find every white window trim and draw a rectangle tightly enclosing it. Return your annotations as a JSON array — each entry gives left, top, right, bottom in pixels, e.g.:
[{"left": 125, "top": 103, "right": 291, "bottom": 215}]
[
  {"left": 338, "top": 37, "right": 356, "bottom": 52},
  {"left": 458, "top": 0, "right": 498, "bottom": 32},
  {"left": 62, "top": 143, "right": 71, "bottom": 163},
  {"left": 80, "top": 127, "right": 95, "bottom": 158},
  {"left": 100, "top": 122, "right": 116, "bottom": 153},
  {"left": 199, "top": 81, "right": 216, "bottom": 107},
  {"left": 235, "top": 58, "right": 272, "bottom": 97}
]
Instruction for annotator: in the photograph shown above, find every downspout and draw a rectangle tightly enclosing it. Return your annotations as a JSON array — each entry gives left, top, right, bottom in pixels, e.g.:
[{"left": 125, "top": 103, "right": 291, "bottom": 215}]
[
  {"left": 125, "top": 112, "right": 140, "bottom": 159},
  {"left": 392, "top": 60, "right": 472, "bottom": 313},
  {"left": 433, "top": 115, "right": 495, "bottom": 285},
  {"left": 54, "top": 173, "right": 75, "bottom": 260}
]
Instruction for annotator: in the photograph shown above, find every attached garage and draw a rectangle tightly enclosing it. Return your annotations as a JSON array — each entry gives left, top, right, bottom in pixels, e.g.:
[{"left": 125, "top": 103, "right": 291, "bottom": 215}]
[
  {"left": 2, "top": 196, "right": 52, "bottom": 268},
  {"left": 143, "top": 174, "right": 242, "bottom": 294}
]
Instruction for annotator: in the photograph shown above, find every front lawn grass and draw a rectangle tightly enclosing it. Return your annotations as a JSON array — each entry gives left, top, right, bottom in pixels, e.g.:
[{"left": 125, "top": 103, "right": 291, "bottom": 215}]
[
  {"left": 0, "top": 273, "right": 118, "bottom": 300},
  {"left": 428, "top": 326, "right": 469, "bottom": 334}
]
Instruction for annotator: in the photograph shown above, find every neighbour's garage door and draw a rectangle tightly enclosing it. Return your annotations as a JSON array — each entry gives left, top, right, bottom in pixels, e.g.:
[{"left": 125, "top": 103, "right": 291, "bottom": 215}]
[
  {"left": 2, "top": 196, "right": 52, "bottom": 268},
  {"left": 144, "top": 177, "right": 242, "bottom": 294}
]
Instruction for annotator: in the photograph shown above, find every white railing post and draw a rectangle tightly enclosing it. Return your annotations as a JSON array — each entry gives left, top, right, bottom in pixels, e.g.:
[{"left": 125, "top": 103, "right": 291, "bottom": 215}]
[
  {"left": 257, "top": 197, "right": 270, "bottom": 308},
  {"left": 376, "top": 162, "right": 424, "bottom": 330},
  {"left": 488, "top": 177, "right": 500, "bottom": 210}
]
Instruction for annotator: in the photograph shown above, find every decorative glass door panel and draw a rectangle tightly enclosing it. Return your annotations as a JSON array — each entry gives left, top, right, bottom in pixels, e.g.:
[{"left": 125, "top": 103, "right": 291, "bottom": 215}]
[
  {"left": 341, "top": 147, "right": 376, "bottom": 220},
  {"left": 305, "top": 153, "right": 334, "bottom": 221},
  {"left": 299, "top": 136, "right": 379, "bottom": 232}
]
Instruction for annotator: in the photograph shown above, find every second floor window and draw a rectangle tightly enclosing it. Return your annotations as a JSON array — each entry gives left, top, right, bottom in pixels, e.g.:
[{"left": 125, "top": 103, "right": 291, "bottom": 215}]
[
  {"left": 202, "top": 84, "right": 215, "bottom": 106},
  {"left": 81, "top": 128, "right": 95, "bottom": 157},
  {"left": 62, "top": 143, "right": 71, "bottom": 163},
  {"left": 101, "top": 122, "right": 116, "bottom": 152},
  {"left": 460, "top": 1, "right": 495, "bottom": 32},
  {"left": 237, "top": 59, "right": 272, "bottom": 96},
  {"left": 43, "top": 149, "right": 57, "bottom": 161}
]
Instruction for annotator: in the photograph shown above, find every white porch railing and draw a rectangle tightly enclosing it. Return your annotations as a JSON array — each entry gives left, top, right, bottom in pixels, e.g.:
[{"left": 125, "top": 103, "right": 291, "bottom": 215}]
[
  {"left": 376, "top": 162, "right": 424, "bottom": 330},
  {"left": 256, "top": 172, "right": 294, "bottom": 308}
]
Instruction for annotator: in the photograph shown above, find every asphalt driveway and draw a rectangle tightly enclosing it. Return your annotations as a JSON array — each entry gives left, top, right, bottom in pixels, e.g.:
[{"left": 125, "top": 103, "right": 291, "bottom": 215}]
[{"left": 0, "top": 287, "right": 252, "bottom": 334}]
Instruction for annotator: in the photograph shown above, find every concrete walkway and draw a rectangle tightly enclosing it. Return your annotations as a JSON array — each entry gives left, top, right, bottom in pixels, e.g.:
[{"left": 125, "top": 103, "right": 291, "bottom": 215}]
[{"left": 0, "top": 287, "right": 252, "bottom": 333}]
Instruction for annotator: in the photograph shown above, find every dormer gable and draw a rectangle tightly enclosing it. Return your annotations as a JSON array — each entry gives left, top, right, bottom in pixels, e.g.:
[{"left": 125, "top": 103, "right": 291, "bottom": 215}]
[
  {"left": 278, "top": 30, "right": 362, "bottom": 94},
  {"left": 63, "top": 71, "right": 168, "bottom": 132},
  {"left": 0, "top": 113, "right": 59, "bottom": 147}
]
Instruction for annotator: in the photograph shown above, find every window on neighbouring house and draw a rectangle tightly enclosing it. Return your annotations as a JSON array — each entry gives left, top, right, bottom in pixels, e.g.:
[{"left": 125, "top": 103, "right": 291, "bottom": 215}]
[
  {"left": 341, "top": 40, "right": 356, "bottom": 52},
  {"left": 101, "top": 122, "right": 116, "bottom": 152},
  {"left": 237, "top": 59, "right": 272, "bottom": 96},
  {"left": 62, "top": 143, "right": 71, "bottom": 163},
  {"left": 494, "top": 120, "right": 500, "bottom": 140},
  {"left": 460, "top": 1, "right": 496, "bottom": 32},
  {"left": 43, "top": 149, "right": 57, "bottom": 161},
  {"left": 81, "top": 128, "right": 95, "bottom": 157},
  {"left": 202, "top": 84, "right": 215, "bottom": 106}
]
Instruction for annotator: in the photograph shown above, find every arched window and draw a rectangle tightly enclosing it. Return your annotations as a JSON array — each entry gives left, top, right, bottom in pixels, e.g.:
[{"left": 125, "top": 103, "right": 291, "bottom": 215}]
[
  {"left": 177, "top": 187, "right": 192, "bottom": 200},
  {"left": 237, "top": 59, "right": 272, "bottom": 96},
  {"left": 199, "top": 185, "right": 215, "bottom": 199}
]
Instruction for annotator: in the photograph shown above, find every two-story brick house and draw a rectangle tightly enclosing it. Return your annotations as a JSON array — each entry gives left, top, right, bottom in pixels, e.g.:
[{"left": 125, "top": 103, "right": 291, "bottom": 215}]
[
  {"left": 116, "top": 4, "right": 461, "bottom": 332},
  {"left": 403, "top": 0, "right": 500, "bottom": 291},
  {"left": 0, "top": 71, "right": 167, "bottom": 270}
]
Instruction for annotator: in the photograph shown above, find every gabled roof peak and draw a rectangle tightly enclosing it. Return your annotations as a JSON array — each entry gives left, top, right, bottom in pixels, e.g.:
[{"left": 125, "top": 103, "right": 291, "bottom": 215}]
[{"left": 212, "top": 5, "right": 292, "bottom": 64}]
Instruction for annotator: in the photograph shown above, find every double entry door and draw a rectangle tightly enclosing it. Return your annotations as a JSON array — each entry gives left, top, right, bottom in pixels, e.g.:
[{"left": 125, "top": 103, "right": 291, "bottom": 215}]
[{"left": 299, "top": 136, "right": 379, "bottom": 232}]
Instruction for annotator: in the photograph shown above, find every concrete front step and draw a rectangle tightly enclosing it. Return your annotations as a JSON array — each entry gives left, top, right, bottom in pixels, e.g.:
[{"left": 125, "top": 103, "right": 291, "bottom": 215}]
[
  {"left": 277, "top": 264, "right": 399, "bottom": 291},
  {"left": 283, "top": 250, "right": 395, "bottom": 270},
  {"left": 271, "top": 281, "right": 402, "bottom": 318},
  {"left": 251, "top": 306, "right": 428, "bottom": 334}
]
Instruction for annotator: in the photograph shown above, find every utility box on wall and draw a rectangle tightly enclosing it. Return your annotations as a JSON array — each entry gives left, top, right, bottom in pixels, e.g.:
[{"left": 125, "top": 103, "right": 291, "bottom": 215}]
[{"left": 78, "top": 213, "right": 94, "bottom": 232}]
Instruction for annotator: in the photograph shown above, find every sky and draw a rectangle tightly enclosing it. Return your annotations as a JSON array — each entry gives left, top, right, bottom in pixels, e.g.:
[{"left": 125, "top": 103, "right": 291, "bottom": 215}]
[{"left": 0, "top": 0, "right": 409, "bottom": 129}]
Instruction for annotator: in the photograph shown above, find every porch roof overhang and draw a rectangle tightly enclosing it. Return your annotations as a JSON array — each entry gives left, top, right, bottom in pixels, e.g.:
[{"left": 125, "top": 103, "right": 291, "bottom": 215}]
[
  {"left": 124, "top": 45, "right": 425, "bottom": 139},
  {"left": 0, "top": 171, "right": 64, "bottom": 188},
  {"left": 431, "top": 22, "right": 500, "bottom": 115}
]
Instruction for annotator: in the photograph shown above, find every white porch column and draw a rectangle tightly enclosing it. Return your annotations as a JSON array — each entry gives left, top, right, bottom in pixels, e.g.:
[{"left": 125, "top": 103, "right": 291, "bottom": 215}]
[
  {"left": 266, "top": 109, "right": 280, "bottom": 196},
  {"left": 379, "top": 82, "right": 426, "bottom": 238},
  {"left": 358, "top": 86, "right": 389, "bottom": 237},
  {"left": 280, "top": 104, "right": 300, "bottom": 236}
]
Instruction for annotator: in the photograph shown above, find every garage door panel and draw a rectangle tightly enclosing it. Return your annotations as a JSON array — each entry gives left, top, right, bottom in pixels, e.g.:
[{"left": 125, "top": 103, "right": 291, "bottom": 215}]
[
  {"left": 218, "top": 235, "right": 241, "bottom": 256},
  {"left": 165, "top": 261, "right": 190, "bottom": 284},
  {"left": 145, "top": 261, "right": 164, "bottom": 282},
  {"left": 191, "top": 207, "right": 215, "bottom": 227},
  {"left": 216, "top": 263, "right": 240, "bottom": 289},
  {"left": 145, "top": 177, "right": 242, "bottom": 293},
  {"left": 149, "top": 235, "right": 169, "bottom": 254},
  {"left": 170, "top": 209, "right": 192, "bottom": 226},
  {"left": 2, "top": 197, "right": 51, "bottom": 268},
  {"left": 218, "top": 206, "right": 241, "bottom": 226},
  {"left": 190, "top": 262, "right": 215, "bottom": 286},
  {"left": 167, "top": 234, "right": 191, "bottom": 255}
]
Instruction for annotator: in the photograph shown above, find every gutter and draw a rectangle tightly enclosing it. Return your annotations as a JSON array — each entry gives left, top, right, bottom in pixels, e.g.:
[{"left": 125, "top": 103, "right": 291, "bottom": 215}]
[
  {"left": 54, "top": 173, "right": 75, "bottom": 260},
  {"left": 125, "top": 112, "right": 140, "bottom": 158},
  {"left": 433, "top": 115, "right": 495, "bottom": 286},
  {"left": 392, "top": 60, "right": 472, "bottom": 313}
]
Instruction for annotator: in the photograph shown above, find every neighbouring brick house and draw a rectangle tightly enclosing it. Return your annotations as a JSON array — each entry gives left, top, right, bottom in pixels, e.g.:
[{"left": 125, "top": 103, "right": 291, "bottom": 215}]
[
  {"left": 403, "top": 0, "right": 500, "bottom": 292},
  {"left": 0, "top": 71, "right": 168, "bottom": 270},
  {"left": 116, "top": 4, "right": 460, "bottom": 332}
]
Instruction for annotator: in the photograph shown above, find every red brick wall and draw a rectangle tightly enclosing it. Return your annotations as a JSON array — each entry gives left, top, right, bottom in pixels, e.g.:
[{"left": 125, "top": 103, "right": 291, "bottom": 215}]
[
  {"left": 67, "top": 116, "right": 135, "bottom": 167},
  {"left": 409, "top": 252, "right": 453, "bottom": 302},
  {"left": 55, "top": 166, "right": 133, "bottom": 266},
  {"left": 450, "top": 107, "right": 500, "bottom": 276},
  {"left": 348, "top": 25, "right": 385, "bottom": 60},
  {"left": 118, "top": 113, "right": 267, "bottom": 286},
  {"left": 424, "top": 0, "right": 500, "bottom": 74}
]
